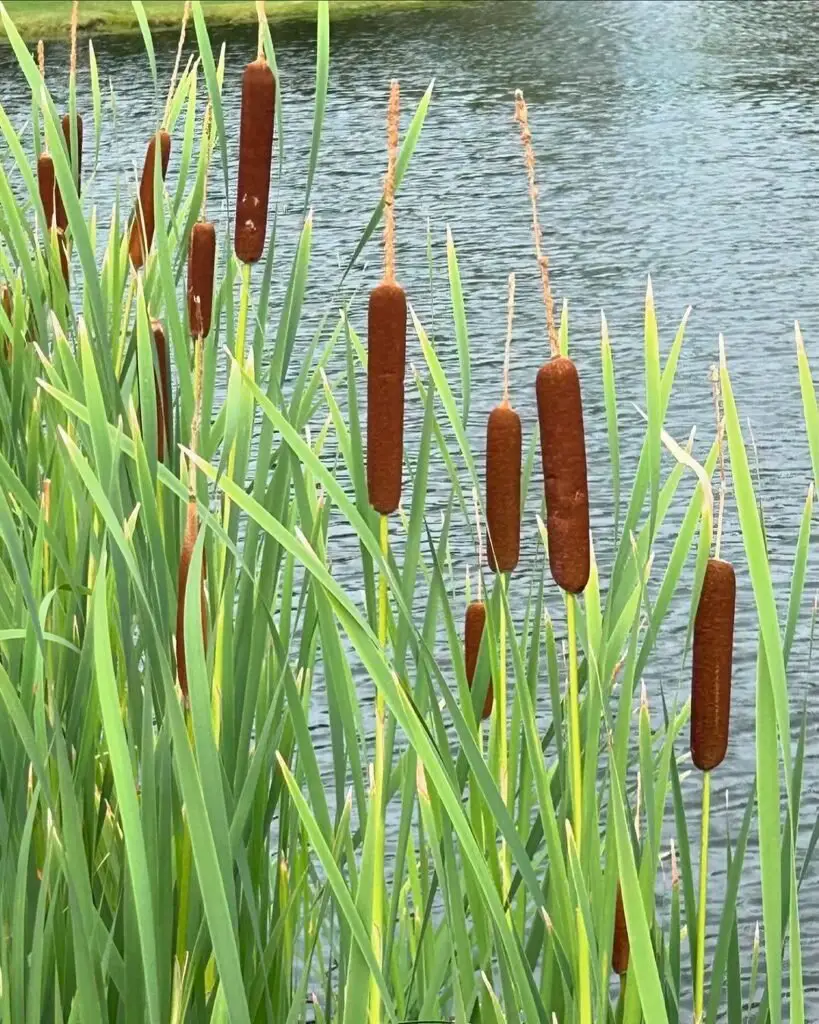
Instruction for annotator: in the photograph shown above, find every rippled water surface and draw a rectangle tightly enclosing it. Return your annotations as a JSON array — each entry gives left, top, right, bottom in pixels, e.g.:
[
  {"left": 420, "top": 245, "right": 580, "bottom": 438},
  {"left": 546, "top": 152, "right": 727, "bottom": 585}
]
[{"left": 6, "top": 0, "right": 819, "bottom": 1008}]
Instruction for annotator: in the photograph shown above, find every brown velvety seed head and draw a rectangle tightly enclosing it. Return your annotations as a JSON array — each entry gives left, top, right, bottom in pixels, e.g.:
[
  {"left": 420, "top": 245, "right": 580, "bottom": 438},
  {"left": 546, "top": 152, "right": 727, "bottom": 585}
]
[
  {"left": 486, "top": 401, "right": 521, "bottom": 573},
  {"left": 536, "top": 356, "right": 590, "bottom": 593},
  {"left": 367, "top": 281, "right": 406, "bottom": 514},
  {"left": 690, "top": 558, "right": 736, "bottom": 771},
  {"left": 129, "top": 130, "right": 172, "bottom": 268},
  {"left": 234, "top": 59, "right": 275, "bottom": 264},
  {"left": 1, "top": 284, "right": 12, "bottom": 320},
  {"left": 465, "top": 600, "right": 493, "bottom": 720},
  {"left": 188, "top": 221, "right": 216, "bottom": 338},
  {"left": 38, "top": 153, "right": 56, "bottom": 228},
  {"left": 612, "top": 884, "right": 629, "bottom": 975},
  {"left": 176, "top": 500, "right": 207, "bottom": 699},
  {"left": 152, "top": 320, "right": 171, "bottom": 463}
]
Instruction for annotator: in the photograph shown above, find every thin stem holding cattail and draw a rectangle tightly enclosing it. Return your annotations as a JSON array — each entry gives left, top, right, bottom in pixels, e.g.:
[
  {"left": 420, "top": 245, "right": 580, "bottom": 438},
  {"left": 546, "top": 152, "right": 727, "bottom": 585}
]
[
  {"left": 503, "top": 272, "right": 515, "bottom": 403},
  {"left": 200, "top": 102, "right": 212, "bottom": 219},
  {"left": 514, "top": 89, "right": 557, "bottom": 357},
  {"left": 163, "top": 0, "right": 191, "bottom": 128},
  {"left": 383, "top": 80, "right": 400, "bottom": 284},
  {"left": 711, "top": 363, "right": 727, "bottom": 560}
]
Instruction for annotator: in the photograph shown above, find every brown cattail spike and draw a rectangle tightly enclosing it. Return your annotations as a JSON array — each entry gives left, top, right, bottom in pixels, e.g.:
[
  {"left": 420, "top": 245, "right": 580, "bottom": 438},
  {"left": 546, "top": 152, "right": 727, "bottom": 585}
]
[
  {"left": 55, "top": 114, "right": 83, "bottom": 231},
  {"left": 152, "top": 320, "right": 171, "bottom": 463},
  {"left": 234, "top": 59, "right": 275, "bottom": 264},
  {"left": 536, "top": 356, "right": 590, "bottom": 593},
  {"left": 38, "top": 153, "right": 56, "bottom": 228},
  {"left": 690, "top": 557, "right": 736, "bottom": 772},
  {"left": 486, "top": 403, "right": 521, "bottom": 573},
  {"left": 465, "top": 600, "right": 493, "bottom": 720},
  {"left": 129, "top": 131, "right": 172, "bottom": 268},
  {"left": 612, "top": 884, "right": 629, "bottom": 975},
  {"left": 188, "top": 221, "right": 216, "bottom": 338},
  {"left": 367, "top": 282, "right": 406, "bottom": 514},
  {"left": 176, "top": 499, "right": 207, "bottom": 699}
]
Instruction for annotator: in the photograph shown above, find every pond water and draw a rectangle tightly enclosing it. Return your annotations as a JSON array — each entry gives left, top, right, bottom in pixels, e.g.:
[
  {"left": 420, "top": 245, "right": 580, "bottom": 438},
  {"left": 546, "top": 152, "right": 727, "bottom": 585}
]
[{"left": 5, "top": 0, "right": 819, "bottom": 1011}]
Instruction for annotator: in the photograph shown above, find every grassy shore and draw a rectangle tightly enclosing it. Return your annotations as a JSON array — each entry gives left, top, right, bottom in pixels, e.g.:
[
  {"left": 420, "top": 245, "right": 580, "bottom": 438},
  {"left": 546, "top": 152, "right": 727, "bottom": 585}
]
[{"left": 3, "top": 0, "right": 460, "bottom": 41}]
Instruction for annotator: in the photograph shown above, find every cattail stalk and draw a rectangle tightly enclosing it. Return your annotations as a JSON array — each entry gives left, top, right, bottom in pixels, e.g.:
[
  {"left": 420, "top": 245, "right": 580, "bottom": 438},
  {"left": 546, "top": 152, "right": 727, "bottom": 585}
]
[
  {"left": 516, "top": 89, "right": 590, "bottom": 595},
  {"left": 129, "top": 130, "right": 172, "bottom": 268},
  {"left": 486, "top": 273, "right": 521, "bottom": 574},
  {"left": 367, "top": 81, "right": 406, "bottom": 515},
  {"left": 163, "top": 1, "right": 191, "bottom": 128}
]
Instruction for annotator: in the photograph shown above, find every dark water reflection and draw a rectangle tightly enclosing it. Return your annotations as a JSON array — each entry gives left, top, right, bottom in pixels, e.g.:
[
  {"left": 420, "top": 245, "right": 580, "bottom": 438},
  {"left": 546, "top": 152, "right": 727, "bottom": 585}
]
[{"left": 4, "top": 0, "right": 819, "bottom": 1010}]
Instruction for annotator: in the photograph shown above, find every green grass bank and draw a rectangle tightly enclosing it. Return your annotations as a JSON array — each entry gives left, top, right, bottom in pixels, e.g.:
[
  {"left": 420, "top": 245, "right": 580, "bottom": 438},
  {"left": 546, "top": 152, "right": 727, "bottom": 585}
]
[{"left": 4, "top": 0, "right": 464, "bottom": 41}]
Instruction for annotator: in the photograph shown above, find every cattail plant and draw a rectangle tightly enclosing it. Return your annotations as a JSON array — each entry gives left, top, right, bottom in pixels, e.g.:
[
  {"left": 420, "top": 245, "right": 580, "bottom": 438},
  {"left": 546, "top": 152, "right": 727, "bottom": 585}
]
[
  {"left": 486, "top": 272, "right": 521, "bottom": 573},
  {"left": 611, "top": 884, "right": 629, "bottom": 976},
  {"left": 188, "top": 106, "right": 216, "bottom": 340},
  {"left": 153, "top": 320, "right": 171, "bottom": 462},
  {"left": 464, "top": 597, "right": 492, "bottom": 720},
  {"left": 691, "top": 363, "right": 736, "bottom": 1021},
  {"left": 234, "top": 9, "right": 276, "bottom": 265},
  {"left": 515, "top": 90, "right": 590, "bottom": 596},
  {"left": 516, "top": 87, "right": 592, "bottom": 1024},
  {"left": 367, "top": 80, "right": 406, "bottom": 516},
  {"left": 128, "top": 130, "right": 172, "bottom": 268}
]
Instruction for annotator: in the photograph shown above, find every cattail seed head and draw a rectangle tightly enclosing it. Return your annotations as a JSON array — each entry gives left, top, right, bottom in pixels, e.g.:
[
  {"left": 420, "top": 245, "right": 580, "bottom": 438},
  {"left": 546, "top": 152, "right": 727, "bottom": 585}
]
[
  {"left": 1, "top": 284, "right": 12, "bottom": 321},
  {"left": 486, "top": 401, "right": 521, "bottom": 573},
  {"left": 234, "top": 59, "right": 275, "bottom": 264},
  {"left": 152, "top": 320, "right": 171, "bottom": 462},
  {"left": 58, "top": 113, "right": 83, "bottom": 221},
  {"left": 536, "top": 355, "right": 590, "bottom": 593},
  {"left": 56, "top": 229, "right": 69, "bottom": 284},
  {"left": 465, "top": 600, "right": 493, "bottom": 720},
  {"left": 367, "top": 280, "right": 406, "bottom": 514},
  {"left": 176, "top": 499, "right": 207, "bottom": 699},
  {"left": 129, "top": 129, "right": 172, "bottom": 268},
  {"left": 612, "top": 884, "right": 629, "bottom": 975},
  {"left": 38, "top": 152, "right": 56, "bottom": 228},
  {"left": 188, "top": 221, "right": 216, "bottom": 338},
  {"left": 691, "top": 557, "right": 736, "bottom": 771}
]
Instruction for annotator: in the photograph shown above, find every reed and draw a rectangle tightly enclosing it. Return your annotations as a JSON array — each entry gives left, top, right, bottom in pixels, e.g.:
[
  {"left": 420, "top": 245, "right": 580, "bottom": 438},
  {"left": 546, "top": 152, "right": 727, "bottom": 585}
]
[
  {"left": 188, "top": 221, "right": 216, "bottom": 338},
  {"left": 367, "top": 80, "right": 406, "bottom": 515},
  {"left": 128, "top": 130, "right": 172, "bottom": 268},
  {"left": 234, "top": 50, "right": 276, "bottom": 264}
]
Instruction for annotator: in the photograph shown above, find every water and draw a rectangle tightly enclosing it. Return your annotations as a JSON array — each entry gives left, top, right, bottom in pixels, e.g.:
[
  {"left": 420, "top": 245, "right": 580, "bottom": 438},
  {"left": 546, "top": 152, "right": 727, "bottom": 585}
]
[{"left": 5, "top": 0, "right": 819, "bottom": 1010}]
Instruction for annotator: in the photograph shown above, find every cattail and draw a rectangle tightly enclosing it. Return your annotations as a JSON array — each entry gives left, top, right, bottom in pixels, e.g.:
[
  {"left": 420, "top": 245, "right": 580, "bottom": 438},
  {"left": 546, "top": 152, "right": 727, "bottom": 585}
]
[
  {"left": 54, "top": 113, "right": 83, "bottom": 232},
  {"left": 612, "top": 884, "right": 629, "bottom": 975},
  {"left": 152, "top": 320, "right": 171, "bottom": 462},
  {"left": 536, "top": 356, "right": 590, "bottom": 594},
  {"left": 188, "top": 221, "right": 216, "bottom": 338},
  {"left": 514, "top": 89, "right": 590, "bottom": 593},
  {"left": 367, "top": 80, "right": 406, "bottom": 515},
  {"left": 465, "top": 600, "right": 493, "bottom": 720},
  {"left": 234, "top": 59, "right": 275, "bottom": 264},
  {"left": 690, "top": 557, "right": 736, "bottom": 771},
  {"left": 37, "top": 152, "right": 56, "bottom": 228},
  {"left": 486, "top": 273, "right": 521, "bottom": 573},
  {"left": 176, "top": 499, "right": 207, "bottom": 699},
  {"left": 1, "top": 285, "right": 11, "bottom": 360},
  {"left": 129, "top": 130, "right": 172, "bottom": 268}
]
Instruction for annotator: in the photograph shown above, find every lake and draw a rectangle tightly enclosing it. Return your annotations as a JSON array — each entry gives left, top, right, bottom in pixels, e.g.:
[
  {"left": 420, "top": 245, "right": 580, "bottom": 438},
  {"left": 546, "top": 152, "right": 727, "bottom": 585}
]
[{"left": 4, "top": 0, "right": 819, "bottom": 1010}]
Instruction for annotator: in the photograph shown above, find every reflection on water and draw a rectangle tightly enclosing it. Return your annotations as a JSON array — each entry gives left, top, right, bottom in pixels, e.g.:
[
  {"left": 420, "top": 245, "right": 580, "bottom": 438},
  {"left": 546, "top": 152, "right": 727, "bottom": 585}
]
[{"left": 4, "top": 0, "right": 819, "bottom": 1005}]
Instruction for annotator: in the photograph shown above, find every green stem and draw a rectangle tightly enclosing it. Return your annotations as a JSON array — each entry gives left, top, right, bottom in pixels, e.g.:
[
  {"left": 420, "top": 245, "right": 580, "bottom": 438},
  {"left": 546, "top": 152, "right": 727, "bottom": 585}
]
[
  {"left": 695, "top": 769, "right": 711, "bottom": 1021},
  {"left": 567, "top": 593, "right": 591, "bottom": 1024},
  {"left": 498, "top": 573, "right": 510, "bottom": 901}
]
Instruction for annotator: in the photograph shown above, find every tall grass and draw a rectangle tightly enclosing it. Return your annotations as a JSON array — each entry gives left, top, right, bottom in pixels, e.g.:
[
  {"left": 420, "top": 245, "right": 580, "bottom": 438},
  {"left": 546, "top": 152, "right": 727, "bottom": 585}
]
[{"left": 0, "top": 2, "right": 816, "bottom": 1022}]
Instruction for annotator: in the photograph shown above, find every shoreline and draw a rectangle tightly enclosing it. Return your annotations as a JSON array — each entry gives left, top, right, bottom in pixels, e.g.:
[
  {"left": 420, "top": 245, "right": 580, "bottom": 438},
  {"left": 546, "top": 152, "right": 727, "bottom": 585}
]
[{"left": 3, "top": 0, "right": 470, "bottom": 43}]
